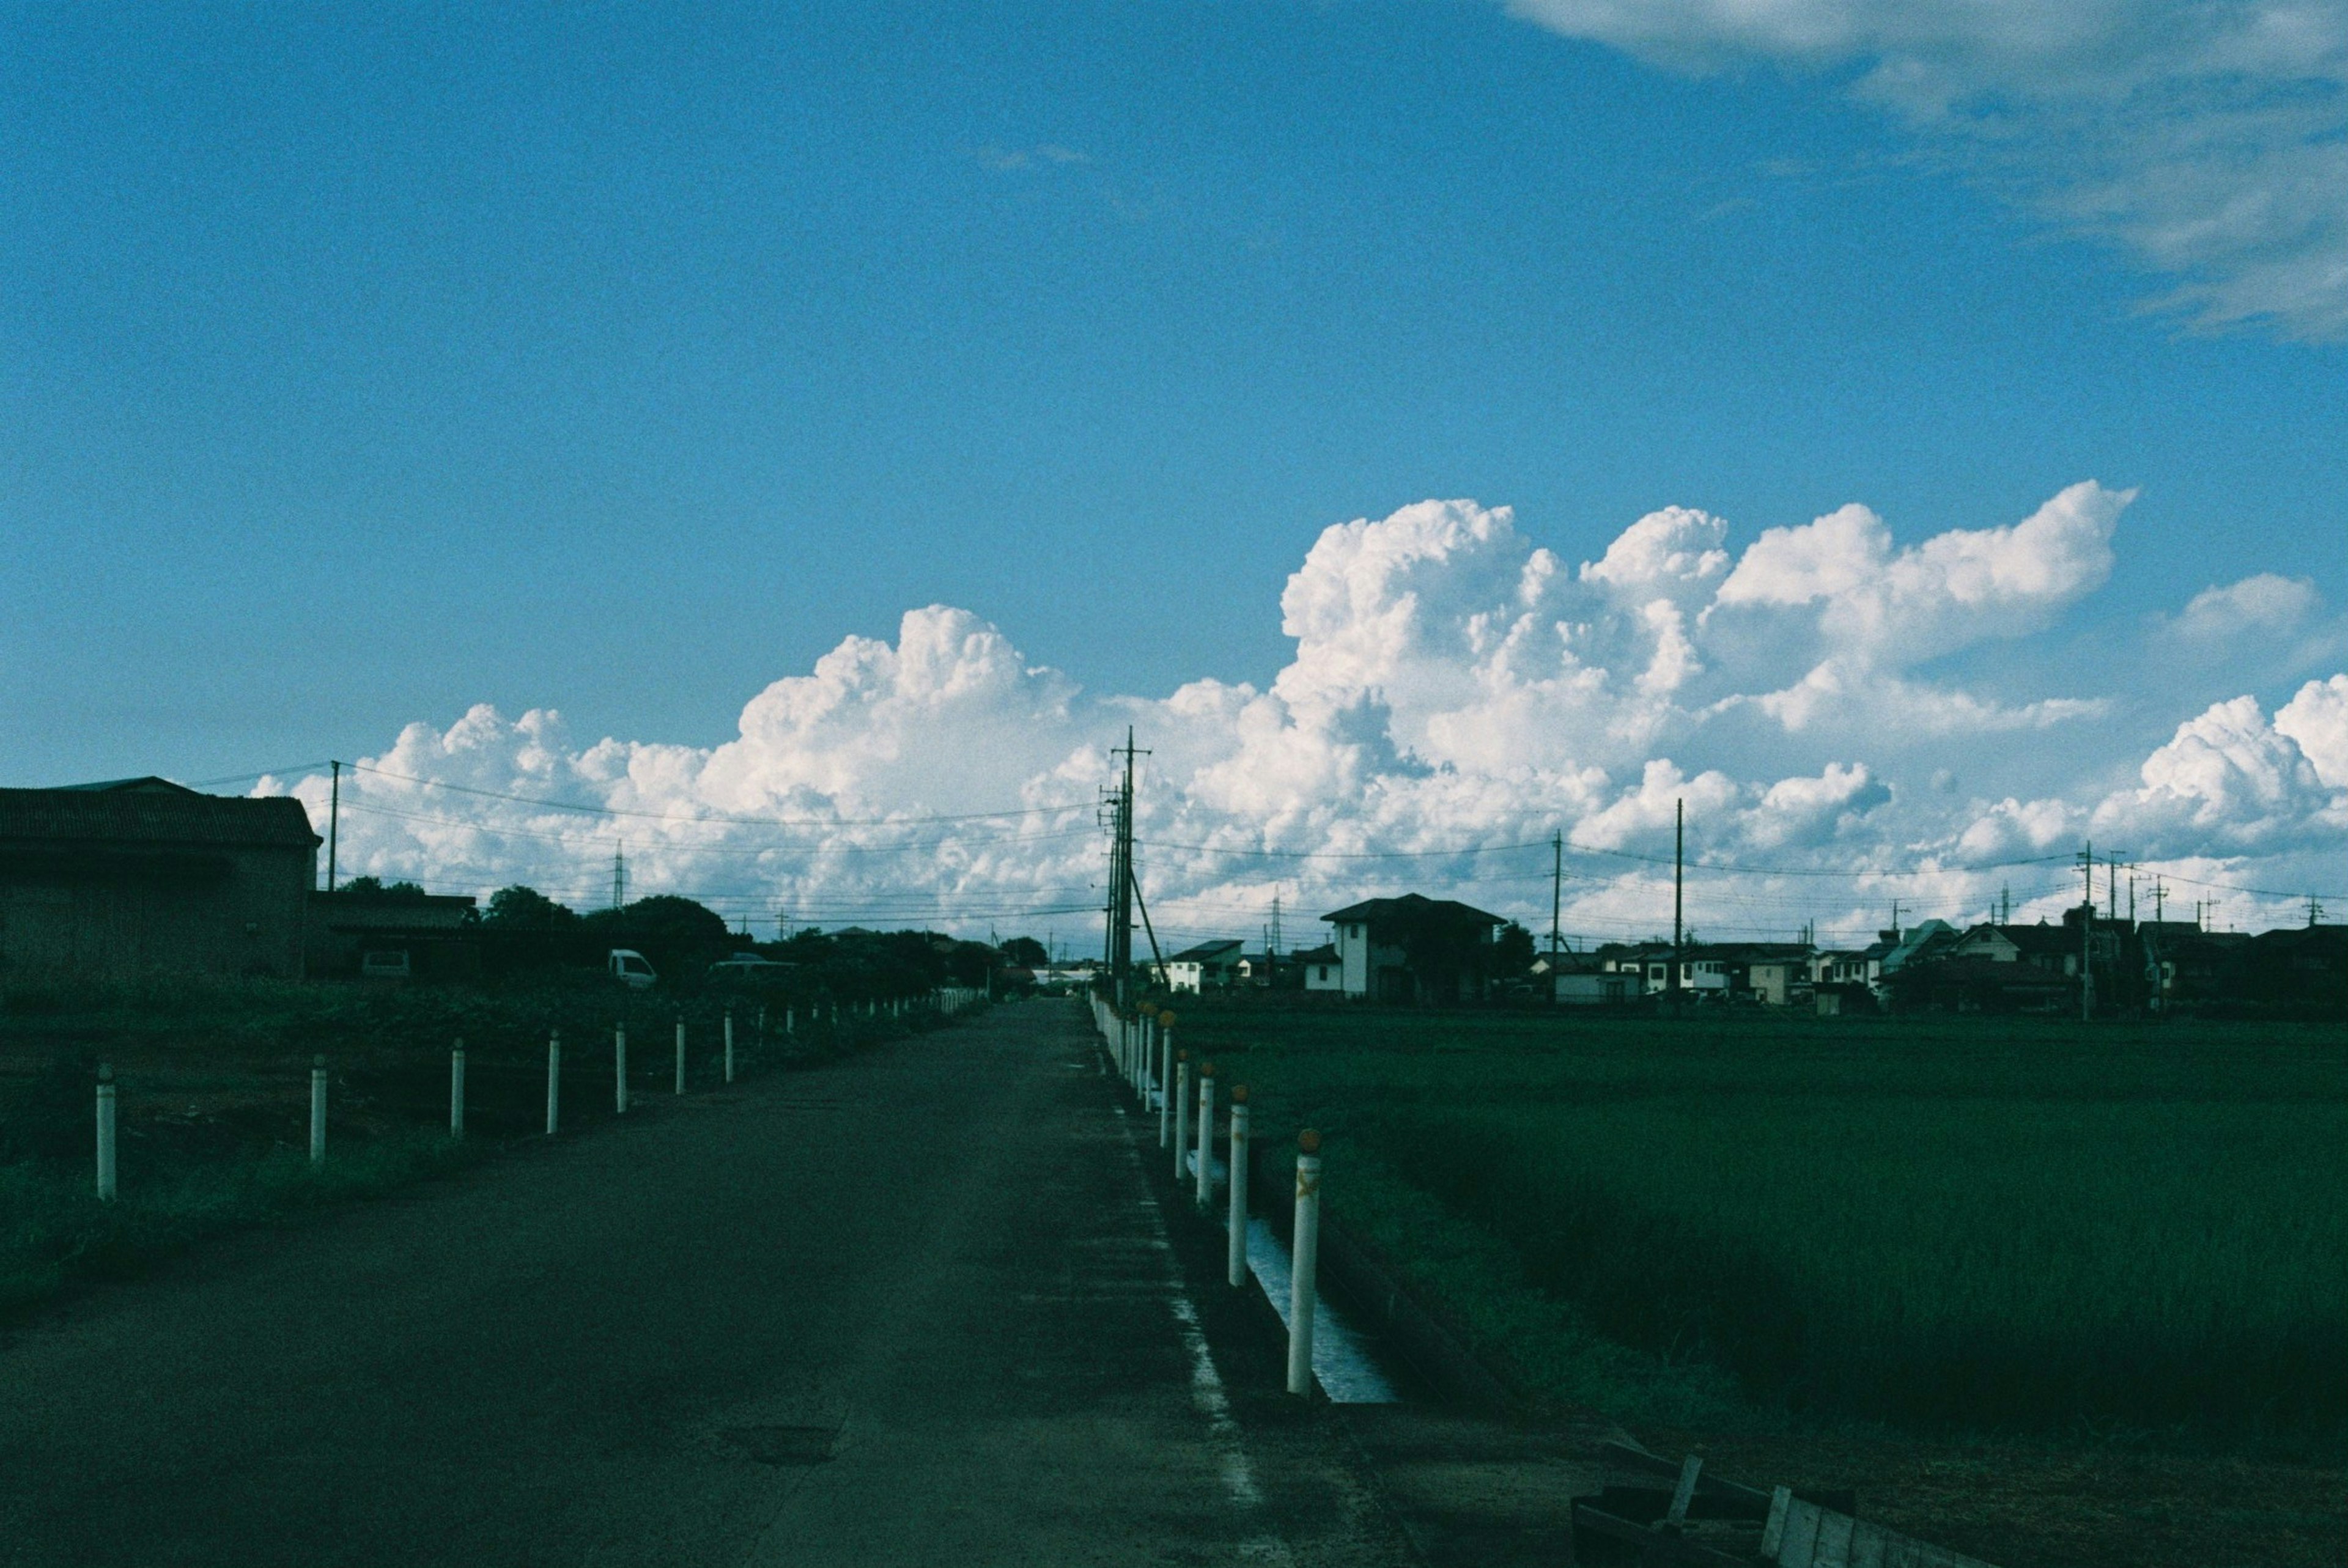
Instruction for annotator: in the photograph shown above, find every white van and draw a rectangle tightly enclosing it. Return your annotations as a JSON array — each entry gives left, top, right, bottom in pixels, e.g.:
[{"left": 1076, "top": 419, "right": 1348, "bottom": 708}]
[{"left": 608, "top": 949, "right": 657, "bottom": 989}]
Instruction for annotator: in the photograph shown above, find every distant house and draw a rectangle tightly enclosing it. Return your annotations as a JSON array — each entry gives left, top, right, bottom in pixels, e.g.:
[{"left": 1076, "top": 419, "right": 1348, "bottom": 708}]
[
  {"left": 1885, "top": 953, "right": 2076, "bottom": 1013},
  {"left": 1549, "top": 949, "right": 1634, "bottom": 1006},
  {"left": 307, "top": 886, "right": 479, "bottom": 982},
  {"left": 1291, "top": 943, "right": 1343, "bottom": 993},
  {"left": 1165, "top": 938, "right": 1246, "bottom": 993},
  {"left": 0, "top": 778, "right": 319, "bottom": 981},
  {"left": 1321, "top": 894, "right": 1505, "bottom": 1003}
]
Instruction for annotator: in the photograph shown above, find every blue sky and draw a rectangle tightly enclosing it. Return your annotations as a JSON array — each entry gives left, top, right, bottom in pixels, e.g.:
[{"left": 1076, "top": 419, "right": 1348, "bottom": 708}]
[
  {"left": 6, "top": 0, "right": 2342, "bottom": 773},
  {"left": 6, "top": 2, "right": 2346, "bottom": 939}
]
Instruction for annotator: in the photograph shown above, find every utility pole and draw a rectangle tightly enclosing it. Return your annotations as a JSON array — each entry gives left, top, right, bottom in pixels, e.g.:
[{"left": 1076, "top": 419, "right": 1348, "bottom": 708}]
[
  {"left": 1269, "top": 892, "right": 1283, "bottom": 960},
  {"left": 1545, "top": 829, "right": 1563, "bottom": 958},
  {"left": 2311, "top": 896, "right": 2325, "bottom": 928},
  {"left": 1890, "top": 900, "right": 1902, "bottom": 940},
  {"left": 326, "top": 760, "right": 341, "bottom": 893},
  {"left": 1671, "top": 799, "right": 1684, "bottom": 1015},
  {"left": 1105, "top": 729, "right": 1149, "bottom": 1007},
  {"left": 613, "top": 844, "right": 626, "bottom": 911},
  {"left": 2077, "top": 843, "right": 2095, "bottom": 1021},
  {"left": 2153, "top": 877, "right": 2164, "bottom": 926}
]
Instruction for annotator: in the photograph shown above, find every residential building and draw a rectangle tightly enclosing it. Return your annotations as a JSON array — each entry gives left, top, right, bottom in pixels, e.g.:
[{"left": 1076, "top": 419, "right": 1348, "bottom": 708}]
[
  {"left": 1292, "top": 943, "right": 1343, "bottom": 992},
  {"left": 0, "top": 778, "right": 319, "bottom": 981},
  {"left": 1550, "top": 949, "right": 1635, "bottom": 1005},
  {"left": 306, "top": 886, "right": 480, "bottom": 981},
  {"left": 1164, "top": 938, "right": 1245, "bottom": 993},
  {"left": 1321, "top": 894, "right": 1505, "bottom": 1003}
]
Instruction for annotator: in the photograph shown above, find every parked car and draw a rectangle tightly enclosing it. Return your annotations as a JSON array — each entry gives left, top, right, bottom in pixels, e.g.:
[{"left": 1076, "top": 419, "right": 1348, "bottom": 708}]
[
  {"left": 706, "top": 955, "right": 796, "bottom": 991},
  {"left": 608, "top": 948, "right": 657, "bottom": 989}
]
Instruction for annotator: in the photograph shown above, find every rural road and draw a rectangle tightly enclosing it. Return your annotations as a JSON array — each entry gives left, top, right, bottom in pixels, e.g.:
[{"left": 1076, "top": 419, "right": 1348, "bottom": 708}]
[{"left": 0, "top": 1003, "right": 1418, "bottom": 1567}]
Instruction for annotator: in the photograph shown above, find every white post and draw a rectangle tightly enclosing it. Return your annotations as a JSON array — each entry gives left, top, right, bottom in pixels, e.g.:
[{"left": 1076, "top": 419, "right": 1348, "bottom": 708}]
[
  {"left": 674, "top": 1017, "right": 687, "bottom": 1095},
  {"left": 1227, "top": 1087, "right": 1250, "bottom": 1287},
  {"left": 786, "top": 1007, "right": 796, "bottom": 1037},
  {"left": 1157, "top": 1022, "right": 1176, "bottom": 1147},
  {"left": 95, "top": 1064, "right": 117, "bottom": 1202},
  {"left": 1172, "top": 1051, "right": 1190, "bottom": 1184},
  {"left": 1288, "top": 1130, "right": 1321, "bottom": 1397},
  {"left": 308, "top": 1055, "right": 328, "bottom": 1169},
  {"left": 451, "top": 1039, "right": 466, "bottom": 1138},
  {"left": 724, "top": 1012, "right": 736, "bottom": 1084},
  {"left": 546, "top": 1029, "right": 561, "bottom": 1136},
  {"left": 1195, "top": 1061, "right": 1216, "bottom": 1209},
  {"left": 615, "top": 1023, "right": 630, "bottom": 1115}
]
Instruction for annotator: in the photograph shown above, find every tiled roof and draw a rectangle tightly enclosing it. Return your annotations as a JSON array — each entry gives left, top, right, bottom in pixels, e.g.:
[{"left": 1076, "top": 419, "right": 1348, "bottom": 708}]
[
  {"left": 1321, "top": 893, "right": 1504, "bottom": 926},
  {"left": 0, "top": 786, "right": 320, "bottom": 849}
]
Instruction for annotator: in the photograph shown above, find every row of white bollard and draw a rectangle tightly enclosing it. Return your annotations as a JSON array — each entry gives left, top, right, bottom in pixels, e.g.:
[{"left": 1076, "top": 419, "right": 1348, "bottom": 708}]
[
  {"left": 1088, "top": 995, "right": 1321, "bottom": 1400},
  {"left": 94, "top": 999, "right": 802, "bottom": 1201}
]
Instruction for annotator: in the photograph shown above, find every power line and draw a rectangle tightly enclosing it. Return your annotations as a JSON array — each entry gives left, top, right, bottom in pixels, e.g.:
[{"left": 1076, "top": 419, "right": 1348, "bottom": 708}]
[
  {"left": 344, "top": 762, "right": 1086, "bottom": 828},
  {"left": 339, "top": 798, "right": 1100, "bottom": 855}
]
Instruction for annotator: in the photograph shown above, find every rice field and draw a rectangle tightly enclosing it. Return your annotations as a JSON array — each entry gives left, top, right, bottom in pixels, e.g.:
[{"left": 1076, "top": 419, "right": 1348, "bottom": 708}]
[{"left": 1173, "top": 1000, "right": 2348, "bottom": 1453}]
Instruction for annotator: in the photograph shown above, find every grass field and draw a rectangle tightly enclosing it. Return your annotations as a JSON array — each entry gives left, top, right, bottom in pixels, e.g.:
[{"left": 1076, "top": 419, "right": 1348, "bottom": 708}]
[
  {"left": 0, "top": 975, "right": 929, "bottom": 1317},
  {"left": 1172, "top": 999, "right": 2348, "bottom": 1457}
]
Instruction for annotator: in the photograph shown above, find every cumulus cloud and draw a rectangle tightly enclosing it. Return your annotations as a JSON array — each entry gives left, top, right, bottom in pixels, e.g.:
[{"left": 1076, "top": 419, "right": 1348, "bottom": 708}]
[
  {"left": 270, "top": 486, "right": 2348, "bottom": 948},
  {"left": 1504, "top": 0, "right": 2348, "bottom": 336},
  {"left": 2173, "top": 572, "right": 2322, "bottom": 639}
]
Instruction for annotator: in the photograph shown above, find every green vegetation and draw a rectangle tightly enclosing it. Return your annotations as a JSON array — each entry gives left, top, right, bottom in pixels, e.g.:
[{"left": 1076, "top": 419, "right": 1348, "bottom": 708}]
[
  {"left": 1175, "top": 999, "right": 2348, "bottom": 1456},
  {"left": 0, "top": 971, "right": 964, "bottom": 1318}
]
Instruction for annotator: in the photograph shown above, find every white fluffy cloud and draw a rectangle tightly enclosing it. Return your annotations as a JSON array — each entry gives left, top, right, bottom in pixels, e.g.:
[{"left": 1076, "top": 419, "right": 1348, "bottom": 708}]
[
  {"left": 268, "top": 486, "right": 2348, "bottom": 948},
  {"left": 1505, "top": 0, "right": 2348, "bottom": 336}
]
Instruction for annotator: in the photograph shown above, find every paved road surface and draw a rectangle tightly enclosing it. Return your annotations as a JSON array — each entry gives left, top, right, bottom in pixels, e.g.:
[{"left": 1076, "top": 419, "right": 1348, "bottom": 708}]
[{"left": 0, "top": 1003, "right": 1415, "bottom": 1567}]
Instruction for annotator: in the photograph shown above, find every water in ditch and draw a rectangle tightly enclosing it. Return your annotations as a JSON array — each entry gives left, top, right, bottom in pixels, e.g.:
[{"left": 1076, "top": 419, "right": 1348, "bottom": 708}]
[{"left": 1244, "top": 1217, "right": 1400, "bottom": 1404}]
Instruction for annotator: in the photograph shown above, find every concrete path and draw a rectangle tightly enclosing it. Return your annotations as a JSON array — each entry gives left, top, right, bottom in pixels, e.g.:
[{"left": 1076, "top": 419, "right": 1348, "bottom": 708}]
[{"left": 0, "top": 1003, "right": 1414, "bottom": 1567}]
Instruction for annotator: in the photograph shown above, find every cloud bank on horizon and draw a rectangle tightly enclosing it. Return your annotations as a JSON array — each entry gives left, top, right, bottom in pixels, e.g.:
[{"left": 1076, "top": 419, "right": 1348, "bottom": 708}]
[
  {"left": 1506, "top": 0, "right": 2348, "bottom": 337},
  {"left": 268, "top": 485, "right": 2348, "bottom": 949}
]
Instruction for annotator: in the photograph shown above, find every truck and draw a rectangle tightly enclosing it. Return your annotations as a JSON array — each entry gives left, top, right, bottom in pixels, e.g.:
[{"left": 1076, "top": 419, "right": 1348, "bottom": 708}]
[{"left": 608, "top": 949, "right": 657, "bottom": 989}]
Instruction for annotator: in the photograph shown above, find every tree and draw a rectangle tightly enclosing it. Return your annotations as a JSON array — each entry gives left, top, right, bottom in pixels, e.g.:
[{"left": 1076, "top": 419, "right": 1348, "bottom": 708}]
[
  {"left": 1000, "top": 936, "right": 1048, "bottom": 970},
  {"left": 483, "top": 885, "right": 579, "bottom": 929},
  {"left": 338, "top": 876, "right": 432, "bottom": 902},
  {"left": 584, "top": 894, "right": 730, "bottom": 947},
  {"left": 1494, "top": 921, "right": 1537, "bottom": 977}
]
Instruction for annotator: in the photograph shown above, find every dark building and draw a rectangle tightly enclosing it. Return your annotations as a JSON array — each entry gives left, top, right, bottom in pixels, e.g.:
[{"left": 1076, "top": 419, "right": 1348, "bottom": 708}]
[
  {"left": 0, "top": 778, "right": 319, "bottom": 981},
  {"left": 306, "top": 887, "right": 481, "bottom": 981},
  {"left": 1321, "top": 894, "right": 1505, "bottom": 1003}
]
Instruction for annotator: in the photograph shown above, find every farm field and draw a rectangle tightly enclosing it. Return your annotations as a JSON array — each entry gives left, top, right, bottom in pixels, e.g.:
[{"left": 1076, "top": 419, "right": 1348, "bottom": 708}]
[
  {"left": 0, "top": 975, "right": 899, "bottom": 1317},
  {"left": 1172, "top": 997, "right": 2348, "bottom": 1566}
]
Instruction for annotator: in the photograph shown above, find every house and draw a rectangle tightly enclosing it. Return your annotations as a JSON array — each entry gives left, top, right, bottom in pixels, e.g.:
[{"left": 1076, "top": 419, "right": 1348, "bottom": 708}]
[
  {"left": 1591, "top": 942, "right": 1674, "bottom": 995},
  {"left": 1549, "top": 949, "right": 1636, "bottom": 1006},
  {"left": 1322, "top": 894, "right": 1506, "bottom": 1003},
  {"left": 0, "top": 778, "right": 319, "bottom": 981},
  {"left": 1165, "top": 938, "right": 1246, "bottom": 993},
  {"left": 1293, "top": 943, "right": 1343, "bottom": 992},
  {"left": 1883, "top": 953, "right": 2077, "bottom": 1013},
  {"left": 1236, "top": 952, "right": 1279, "bottom": 987},
  {"left": 1741, "top": 949, "right": 1812, "bottom": 1006},
  {"left": 306, "top": 885, "right": 479, "bottom": 981}
]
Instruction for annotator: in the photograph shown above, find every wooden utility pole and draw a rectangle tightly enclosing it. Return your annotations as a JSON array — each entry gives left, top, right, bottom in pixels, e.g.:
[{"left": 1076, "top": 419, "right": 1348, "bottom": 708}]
[
  {"left": 2078, "top": 844, "right": 2095, "bottom": 1021},
  {"left": 1549, "top": 830, "right": 1563, "bottom": 959},
  {"left": 1671, "top": 800, "right": 1684, "bottom": 1015},
  {"left": 1106, "top": 729, "right": 1148, "bottom": 1007},
  {"left": 326, "top": 760, "right": 341, "bottom": 892}
]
